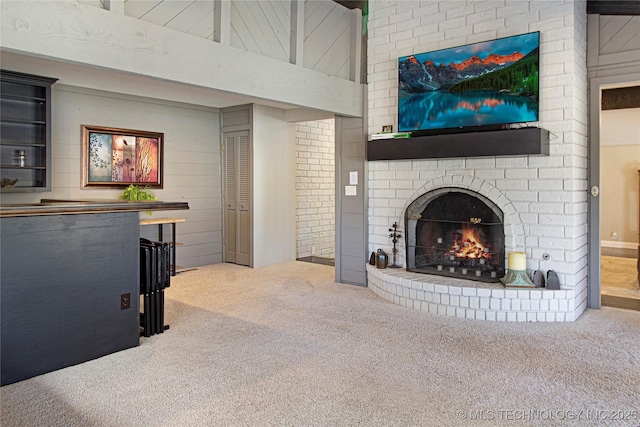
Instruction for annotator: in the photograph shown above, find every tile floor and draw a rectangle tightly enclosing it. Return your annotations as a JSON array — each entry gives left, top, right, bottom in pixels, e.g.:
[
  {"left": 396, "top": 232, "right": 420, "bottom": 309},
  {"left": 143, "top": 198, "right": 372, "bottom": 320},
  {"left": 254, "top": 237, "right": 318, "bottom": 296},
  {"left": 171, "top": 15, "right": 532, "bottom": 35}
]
[{"left": 600, "top": 247, "right": 639, "bottom": 311}]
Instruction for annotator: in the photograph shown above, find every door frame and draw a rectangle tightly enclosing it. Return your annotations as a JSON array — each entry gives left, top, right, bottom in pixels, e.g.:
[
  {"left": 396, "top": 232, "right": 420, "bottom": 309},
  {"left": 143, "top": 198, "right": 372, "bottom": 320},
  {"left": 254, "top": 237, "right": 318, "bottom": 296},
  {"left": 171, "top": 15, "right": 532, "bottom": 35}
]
[
  {"left": 587, "top": 73, "right": 640, "bottom": 308},
  {"left": 220, "top": 105, "right": 254, "bottom": 267}
]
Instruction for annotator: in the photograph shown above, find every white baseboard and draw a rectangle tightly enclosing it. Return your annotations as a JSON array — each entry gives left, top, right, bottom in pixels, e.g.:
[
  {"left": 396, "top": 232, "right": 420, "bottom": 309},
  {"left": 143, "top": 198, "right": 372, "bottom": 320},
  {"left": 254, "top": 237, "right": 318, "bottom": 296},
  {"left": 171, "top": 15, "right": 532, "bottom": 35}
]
[{"left": 601, "top": 240, "right": 637, "bottom": 250}]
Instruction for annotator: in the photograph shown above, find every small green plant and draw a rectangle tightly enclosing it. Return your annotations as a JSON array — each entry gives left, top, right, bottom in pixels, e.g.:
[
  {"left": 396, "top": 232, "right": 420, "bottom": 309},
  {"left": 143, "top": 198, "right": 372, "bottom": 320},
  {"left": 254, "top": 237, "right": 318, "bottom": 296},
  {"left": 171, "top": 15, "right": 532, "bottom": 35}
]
[{"left": 120, "top": 184, "right": 158, "bottom": 215}]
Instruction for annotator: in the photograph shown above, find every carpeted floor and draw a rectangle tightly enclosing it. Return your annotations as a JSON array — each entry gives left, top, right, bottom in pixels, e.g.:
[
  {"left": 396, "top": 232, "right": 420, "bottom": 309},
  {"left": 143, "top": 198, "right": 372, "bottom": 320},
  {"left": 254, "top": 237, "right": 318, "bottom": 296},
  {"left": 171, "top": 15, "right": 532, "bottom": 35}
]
[{"left": 2, "top": 261, "right": 639, "bottom": 426}]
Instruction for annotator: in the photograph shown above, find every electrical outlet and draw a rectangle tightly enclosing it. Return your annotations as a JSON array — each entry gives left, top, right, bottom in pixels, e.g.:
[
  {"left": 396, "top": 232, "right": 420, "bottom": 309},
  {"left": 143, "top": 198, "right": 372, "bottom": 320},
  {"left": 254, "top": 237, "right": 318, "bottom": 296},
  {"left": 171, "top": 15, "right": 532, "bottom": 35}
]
[
  {"left": 611, "top": 232, "right": 618, "bottom": 240},
  {"left": 311, "top": 246, "right": 316, "bottom": 256},
  {"left": 121, "top": 293, "right": 131, "bottom": 310}
]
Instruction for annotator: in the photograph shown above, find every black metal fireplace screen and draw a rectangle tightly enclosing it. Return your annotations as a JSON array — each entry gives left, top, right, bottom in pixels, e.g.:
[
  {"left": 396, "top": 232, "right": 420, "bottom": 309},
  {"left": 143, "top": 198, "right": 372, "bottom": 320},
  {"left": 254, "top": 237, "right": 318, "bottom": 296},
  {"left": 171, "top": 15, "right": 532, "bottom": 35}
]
[{"left": 405, "top": 188, "right": 505, "bottom": 282}]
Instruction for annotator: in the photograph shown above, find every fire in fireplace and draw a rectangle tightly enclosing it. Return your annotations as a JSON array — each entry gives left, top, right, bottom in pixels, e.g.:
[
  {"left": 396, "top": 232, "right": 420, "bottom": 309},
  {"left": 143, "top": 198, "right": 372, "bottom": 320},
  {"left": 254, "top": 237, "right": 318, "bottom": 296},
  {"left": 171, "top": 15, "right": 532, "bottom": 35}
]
[{"left": 405, "top": 188, "right": 505, "bottom": 282}]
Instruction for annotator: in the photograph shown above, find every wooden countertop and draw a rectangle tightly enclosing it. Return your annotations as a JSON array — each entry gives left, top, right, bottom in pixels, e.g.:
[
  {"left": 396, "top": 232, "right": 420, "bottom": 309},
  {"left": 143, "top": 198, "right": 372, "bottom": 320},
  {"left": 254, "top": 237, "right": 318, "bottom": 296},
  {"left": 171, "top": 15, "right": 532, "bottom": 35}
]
[
  {"left": 140, "top": 217, "right": 187, "bottom": 225},
  {"left": 0, "top": 199, "right": 189, "bottom": 217}
]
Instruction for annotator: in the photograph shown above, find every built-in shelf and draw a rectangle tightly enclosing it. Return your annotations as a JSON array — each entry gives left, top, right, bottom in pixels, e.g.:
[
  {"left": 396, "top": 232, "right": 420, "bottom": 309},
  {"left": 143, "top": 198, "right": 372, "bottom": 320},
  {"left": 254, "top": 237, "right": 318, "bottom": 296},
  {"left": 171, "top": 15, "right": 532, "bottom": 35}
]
[
  {"left": 367, "top": 127, "right": 550, "bottom": 161},
  {"left": 1, "top": 70, "right": 58, "bottom": 192}
]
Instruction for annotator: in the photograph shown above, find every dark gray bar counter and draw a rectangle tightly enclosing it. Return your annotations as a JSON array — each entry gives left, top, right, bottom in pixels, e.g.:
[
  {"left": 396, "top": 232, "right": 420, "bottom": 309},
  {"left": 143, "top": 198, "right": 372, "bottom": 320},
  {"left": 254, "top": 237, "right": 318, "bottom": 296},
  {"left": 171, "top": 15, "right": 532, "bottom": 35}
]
[{"left": 0, "top": 200, "right": 189, "bottom": 385}]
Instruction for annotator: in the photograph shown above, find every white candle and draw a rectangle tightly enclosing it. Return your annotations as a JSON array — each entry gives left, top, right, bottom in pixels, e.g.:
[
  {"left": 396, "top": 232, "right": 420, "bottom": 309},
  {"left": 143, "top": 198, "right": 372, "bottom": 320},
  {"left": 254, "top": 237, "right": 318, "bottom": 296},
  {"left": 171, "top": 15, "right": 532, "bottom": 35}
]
[
  {"left": 449, "top": 267, "right": 455, "bottom": 273},
  {"left": 476, "top": 270, "right": 481, "bottom": 277},
  {"left": 437, "top": 237, "right": 443, "bottom": 244},
  {"left": 449, "top": 255, "right": 455, "bottom": 261},
  {"left": 508, "top": 251, "right": 527, "bottom": 271},
  {"left": 437, "top": 265, "right": 443, "bottom": 271},
  {"left": 491, "top": 271, "right": 497, "bottom": 278},
  {"left": 479, "top": 258, "right": 485, "bottom": 265}
]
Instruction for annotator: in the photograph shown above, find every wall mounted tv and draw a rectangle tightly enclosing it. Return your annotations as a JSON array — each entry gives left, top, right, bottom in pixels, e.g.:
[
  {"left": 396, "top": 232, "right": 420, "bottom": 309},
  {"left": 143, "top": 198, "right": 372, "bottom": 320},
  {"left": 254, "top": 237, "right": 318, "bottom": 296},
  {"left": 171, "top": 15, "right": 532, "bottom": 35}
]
[{"left": 398, "top": 32, "right": 540, "bottom": 135}]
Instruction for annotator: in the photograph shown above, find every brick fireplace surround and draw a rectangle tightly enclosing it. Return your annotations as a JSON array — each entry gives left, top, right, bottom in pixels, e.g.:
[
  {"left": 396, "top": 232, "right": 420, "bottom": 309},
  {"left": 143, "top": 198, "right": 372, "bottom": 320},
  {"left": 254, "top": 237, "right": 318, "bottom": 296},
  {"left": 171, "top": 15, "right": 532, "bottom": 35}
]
[
  {"left": 366, "top": 1, "right": 589, "bottom": 322},
  {"left": 367, "top": 172, "right": 576, "bottom": 322},
  {"left": 367, "top": 265, "right": 575, "bottom": 322},
  {"left": 367, "top": 174, "right": 577, "bottom": 322}
]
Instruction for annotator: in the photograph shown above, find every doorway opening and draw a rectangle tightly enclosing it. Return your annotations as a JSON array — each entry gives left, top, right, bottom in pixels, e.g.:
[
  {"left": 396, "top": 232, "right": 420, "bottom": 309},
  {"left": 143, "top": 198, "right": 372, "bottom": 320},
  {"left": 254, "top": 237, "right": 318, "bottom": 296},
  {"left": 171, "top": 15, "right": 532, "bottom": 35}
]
[
  {"left": 295, "top": 118, "right": 336, "bottom": 267},
  {"left": 598, "top": 86, "right": 640, "bottom": 311}
]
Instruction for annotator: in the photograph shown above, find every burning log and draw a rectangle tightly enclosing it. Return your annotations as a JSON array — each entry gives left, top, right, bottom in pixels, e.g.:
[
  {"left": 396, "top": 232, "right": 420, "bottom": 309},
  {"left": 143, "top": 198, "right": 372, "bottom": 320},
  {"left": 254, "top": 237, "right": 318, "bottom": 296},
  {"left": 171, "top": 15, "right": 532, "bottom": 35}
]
[{"left": 446, "top": 225, "right": 493, "bottom": 261}]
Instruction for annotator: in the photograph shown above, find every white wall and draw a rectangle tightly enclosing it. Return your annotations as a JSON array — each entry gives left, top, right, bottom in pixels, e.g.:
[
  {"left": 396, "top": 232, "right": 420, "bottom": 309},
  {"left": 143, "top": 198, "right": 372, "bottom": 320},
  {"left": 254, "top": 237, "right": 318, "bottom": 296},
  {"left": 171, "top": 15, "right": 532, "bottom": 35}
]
[
  {"left": 253, "top": 104, "right": 297, "bottom": 267},
  {"left": 295, "top": 119, "right": 335, "bottom": 259},
  {"left": 600, "top": 108, "right": 640, "bottom": 246},
  {"left": 1, "top": 85, "right": 222, "bottom": 269},
  {"left": 367, "top": 0, "right": 589, "bottom": 319}
]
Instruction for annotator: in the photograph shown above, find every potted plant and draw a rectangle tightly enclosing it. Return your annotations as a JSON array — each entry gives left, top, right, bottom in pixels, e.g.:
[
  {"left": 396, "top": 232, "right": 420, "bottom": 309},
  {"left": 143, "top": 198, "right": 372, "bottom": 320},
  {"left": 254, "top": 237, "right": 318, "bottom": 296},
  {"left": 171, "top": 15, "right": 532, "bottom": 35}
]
[{"left": 120, "top": 184, "right": 158, "bottom": 215}]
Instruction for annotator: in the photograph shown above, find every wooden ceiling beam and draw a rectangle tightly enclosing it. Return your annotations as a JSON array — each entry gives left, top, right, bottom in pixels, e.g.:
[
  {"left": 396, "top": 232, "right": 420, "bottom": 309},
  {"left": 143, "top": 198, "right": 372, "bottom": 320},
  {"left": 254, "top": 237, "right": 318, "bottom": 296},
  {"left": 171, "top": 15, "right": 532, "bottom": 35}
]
[
  {"left": 587, "top": 1, "right": 640, "bottom": 15},
  {"left": 602, "top": 86, "right": 640, "bottom": 110},
  {"left": 332, "top": 1, "right": 640, "bottom": 15}
]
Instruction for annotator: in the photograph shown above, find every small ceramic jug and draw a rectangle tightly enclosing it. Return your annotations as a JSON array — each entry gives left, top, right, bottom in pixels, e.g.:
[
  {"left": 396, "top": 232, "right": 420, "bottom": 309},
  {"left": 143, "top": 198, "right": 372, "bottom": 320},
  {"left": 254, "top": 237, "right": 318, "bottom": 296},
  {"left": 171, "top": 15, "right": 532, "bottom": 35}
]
[{"left": 375, "top": 249, "right": 388, "bottom": 269}]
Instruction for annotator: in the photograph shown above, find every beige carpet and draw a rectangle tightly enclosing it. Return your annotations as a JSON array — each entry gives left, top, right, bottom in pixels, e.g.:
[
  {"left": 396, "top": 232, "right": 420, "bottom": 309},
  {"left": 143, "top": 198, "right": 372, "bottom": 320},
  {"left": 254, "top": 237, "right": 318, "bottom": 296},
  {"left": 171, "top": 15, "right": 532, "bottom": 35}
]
[
  {"left": 2, "top": 261, "right": 640, "bottom": 427},
  {"left": 601, "top": 255, "right": 640, "bottom": 299}
]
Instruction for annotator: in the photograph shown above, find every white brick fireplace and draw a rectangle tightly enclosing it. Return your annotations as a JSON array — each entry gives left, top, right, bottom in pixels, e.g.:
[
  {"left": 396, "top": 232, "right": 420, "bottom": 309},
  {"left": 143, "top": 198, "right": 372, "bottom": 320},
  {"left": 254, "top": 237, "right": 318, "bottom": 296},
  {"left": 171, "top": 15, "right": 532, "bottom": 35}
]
[
  {"left": 366, "top": 1, "right": 589, "bottom": 321},
  {"left": 367, "top": 173, "right": 576, "bottom": 321}
]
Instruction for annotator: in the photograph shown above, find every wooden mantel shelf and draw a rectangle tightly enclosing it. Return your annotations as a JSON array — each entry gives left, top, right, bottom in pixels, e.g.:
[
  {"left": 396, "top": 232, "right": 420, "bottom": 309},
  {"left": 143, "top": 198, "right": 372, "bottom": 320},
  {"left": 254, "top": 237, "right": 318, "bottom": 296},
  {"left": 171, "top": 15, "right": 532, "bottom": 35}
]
[
  {"left": 367, "top": 127, "right": 550, "bottom": 161},
  {"left": 0, "top": 199, "right": 189, "bottom": 217}
]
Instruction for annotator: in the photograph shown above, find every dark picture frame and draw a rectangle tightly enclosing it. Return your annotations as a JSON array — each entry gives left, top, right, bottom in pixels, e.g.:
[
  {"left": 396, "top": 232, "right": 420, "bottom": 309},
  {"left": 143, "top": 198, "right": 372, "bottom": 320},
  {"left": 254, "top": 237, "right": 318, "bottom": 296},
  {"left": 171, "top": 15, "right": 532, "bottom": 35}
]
[{"left": 81, "top": 125, "right": 163, "bottom": 188}]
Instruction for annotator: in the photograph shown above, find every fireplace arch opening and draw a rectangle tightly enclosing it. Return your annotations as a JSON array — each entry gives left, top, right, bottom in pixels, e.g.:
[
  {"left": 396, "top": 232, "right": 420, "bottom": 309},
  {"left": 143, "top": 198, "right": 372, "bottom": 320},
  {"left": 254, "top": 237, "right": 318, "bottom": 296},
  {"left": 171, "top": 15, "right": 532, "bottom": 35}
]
[{"left": 405, "top": 188, "right": 505, "bottom": 282}]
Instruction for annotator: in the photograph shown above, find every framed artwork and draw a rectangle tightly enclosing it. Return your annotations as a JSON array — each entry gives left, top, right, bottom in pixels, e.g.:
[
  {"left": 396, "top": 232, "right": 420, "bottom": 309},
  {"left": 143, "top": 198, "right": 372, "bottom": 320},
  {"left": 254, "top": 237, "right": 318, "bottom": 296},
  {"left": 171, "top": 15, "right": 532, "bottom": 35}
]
[{"left": 81, "top": 125, "right": 163, "bottom": 188}]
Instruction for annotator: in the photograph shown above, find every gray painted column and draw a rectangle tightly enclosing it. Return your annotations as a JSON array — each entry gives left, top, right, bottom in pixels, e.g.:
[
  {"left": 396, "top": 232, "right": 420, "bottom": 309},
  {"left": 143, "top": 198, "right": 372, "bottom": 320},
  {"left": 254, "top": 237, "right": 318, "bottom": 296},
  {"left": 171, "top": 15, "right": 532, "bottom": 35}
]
[{"left": 335, "top": 115, "right": 367, "bottom": 286}]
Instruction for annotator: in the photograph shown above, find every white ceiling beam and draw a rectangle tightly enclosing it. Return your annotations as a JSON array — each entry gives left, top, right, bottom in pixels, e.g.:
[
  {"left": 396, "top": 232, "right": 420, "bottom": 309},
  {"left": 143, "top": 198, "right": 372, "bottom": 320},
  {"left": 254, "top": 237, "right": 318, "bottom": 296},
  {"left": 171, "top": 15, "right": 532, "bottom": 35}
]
[
  {"left": 290, "top": 0, "right": 304, "bottom": 66},
  {"left": 104, "top": 0, "right": 124, "bottom": 15},
  {"left": 214, "top": 0, "right": 230, "bottom": 45}
]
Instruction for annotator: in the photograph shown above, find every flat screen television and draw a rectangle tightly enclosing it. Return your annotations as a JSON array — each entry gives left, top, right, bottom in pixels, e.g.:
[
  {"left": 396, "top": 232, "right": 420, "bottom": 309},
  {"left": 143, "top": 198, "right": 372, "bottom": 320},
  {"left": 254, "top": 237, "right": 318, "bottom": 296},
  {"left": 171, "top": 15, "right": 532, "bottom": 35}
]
[{"left": 398, "top": 32, "right": 540, "bottom": 135}]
